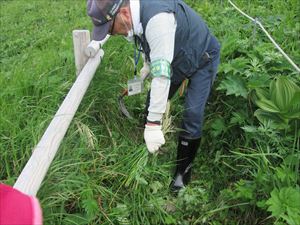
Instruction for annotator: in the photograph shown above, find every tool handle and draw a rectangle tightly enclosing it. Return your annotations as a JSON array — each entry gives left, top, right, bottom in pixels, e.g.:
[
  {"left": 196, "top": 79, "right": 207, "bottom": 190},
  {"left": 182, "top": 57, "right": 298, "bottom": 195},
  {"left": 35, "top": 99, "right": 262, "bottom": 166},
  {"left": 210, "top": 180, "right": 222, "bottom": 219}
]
[{"left": 140, "top": 71, "right": 150, "bottom": 81}]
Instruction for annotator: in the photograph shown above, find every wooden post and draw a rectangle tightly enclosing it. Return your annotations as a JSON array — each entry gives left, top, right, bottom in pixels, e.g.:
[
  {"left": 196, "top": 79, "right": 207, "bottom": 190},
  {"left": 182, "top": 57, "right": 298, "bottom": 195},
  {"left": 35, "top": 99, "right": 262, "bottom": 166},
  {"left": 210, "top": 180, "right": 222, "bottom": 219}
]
[
  {"left": 14, "top": 49, "right": 105, "bottom": 196},
  {"left": 73, "top": 30, "right": 90, "bottom": 76}
]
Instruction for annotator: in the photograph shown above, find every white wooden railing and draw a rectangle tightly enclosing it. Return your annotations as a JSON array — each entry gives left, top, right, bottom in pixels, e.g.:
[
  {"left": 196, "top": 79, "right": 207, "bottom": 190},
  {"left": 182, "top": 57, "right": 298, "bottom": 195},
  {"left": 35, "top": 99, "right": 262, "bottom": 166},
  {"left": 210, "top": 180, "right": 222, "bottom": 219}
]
[{"left": 14, "top": 31, "right": 109, "bottom": 196}]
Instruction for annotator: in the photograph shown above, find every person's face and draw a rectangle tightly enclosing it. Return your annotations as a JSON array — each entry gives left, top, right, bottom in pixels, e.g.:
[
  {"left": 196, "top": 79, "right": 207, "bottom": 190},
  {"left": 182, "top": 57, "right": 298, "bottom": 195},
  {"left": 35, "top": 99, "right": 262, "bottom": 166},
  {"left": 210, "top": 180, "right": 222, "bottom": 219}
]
[{"left": 109, "top": 7, "right": 132, "bottom": 36}]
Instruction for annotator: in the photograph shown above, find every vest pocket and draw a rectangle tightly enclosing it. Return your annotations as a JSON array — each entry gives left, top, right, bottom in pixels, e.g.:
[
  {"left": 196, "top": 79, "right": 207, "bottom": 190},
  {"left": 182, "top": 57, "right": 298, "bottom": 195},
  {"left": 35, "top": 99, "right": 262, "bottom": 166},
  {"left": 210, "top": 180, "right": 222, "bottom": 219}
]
[{"left": 171, "top": 49, "right": 198, "bottom": 78}]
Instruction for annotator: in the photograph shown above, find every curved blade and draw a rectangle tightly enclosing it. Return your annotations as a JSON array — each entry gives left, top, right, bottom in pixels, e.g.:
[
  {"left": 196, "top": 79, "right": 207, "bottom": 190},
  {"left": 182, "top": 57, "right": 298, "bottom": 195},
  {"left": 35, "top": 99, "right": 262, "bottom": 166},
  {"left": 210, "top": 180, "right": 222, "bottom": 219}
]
[
  {"left": 117, "top": 73, "right": 149, "bottom": 120},
  {"left": 118, "top": 95, "right": 133, "bottom": 119}
]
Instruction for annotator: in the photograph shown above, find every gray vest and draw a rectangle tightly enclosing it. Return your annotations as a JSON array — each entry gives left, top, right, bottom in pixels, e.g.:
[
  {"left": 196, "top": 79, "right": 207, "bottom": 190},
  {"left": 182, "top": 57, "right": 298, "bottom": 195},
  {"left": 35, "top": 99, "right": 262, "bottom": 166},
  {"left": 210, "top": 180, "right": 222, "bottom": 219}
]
[{"left": 137, "top": 0, "right": 219, "bottom": 78}]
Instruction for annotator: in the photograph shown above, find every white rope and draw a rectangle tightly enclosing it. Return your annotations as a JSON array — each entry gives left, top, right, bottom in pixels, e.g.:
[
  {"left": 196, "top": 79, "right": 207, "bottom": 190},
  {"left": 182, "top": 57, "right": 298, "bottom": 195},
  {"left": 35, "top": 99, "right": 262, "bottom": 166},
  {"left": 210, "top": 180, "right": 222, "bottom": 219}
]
[{"left": 228, "top": 0, "right": 300, "bottom": 73}]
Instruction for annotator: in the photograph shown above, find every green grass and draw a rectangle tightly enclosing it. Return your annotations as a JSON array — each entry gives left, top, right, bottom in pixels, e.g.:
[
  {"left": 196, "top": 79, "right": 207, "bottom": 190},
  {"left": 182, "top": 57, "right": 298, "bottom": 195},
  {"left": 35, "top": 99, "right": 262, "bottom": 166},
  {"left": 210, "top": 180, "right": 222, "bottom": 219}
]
[{"left": 1, "top": 0, "right": 299, "bottom": 224}]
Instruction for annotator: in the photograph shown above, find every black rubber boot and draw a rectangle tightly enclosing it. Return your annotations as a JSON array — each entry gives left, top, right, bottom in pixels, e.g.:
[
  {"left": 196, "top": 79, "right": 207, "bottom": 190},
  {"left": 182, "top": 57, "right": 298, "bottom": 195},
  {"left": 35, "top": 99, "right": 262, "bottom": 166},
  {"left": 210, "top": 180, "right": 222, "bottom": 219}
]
[{"left": 170, "top": 137, "right": 201, "bottom": 192}]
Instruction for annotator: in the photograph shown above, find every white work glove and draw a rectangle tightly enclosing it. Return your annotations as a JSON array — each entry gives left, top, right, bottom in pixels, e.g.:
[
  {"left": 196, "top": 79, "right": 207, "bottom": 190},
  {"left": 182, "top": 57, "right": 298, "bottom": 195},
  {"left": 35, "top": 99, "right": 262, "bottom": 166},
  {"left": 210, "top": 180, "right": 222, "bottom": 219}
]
[
  {"left": 144, "top": 124, "right": 165, "bottom": 154},
  {"left": 140, "top": 62, "right": 150, "bottom": 79}
]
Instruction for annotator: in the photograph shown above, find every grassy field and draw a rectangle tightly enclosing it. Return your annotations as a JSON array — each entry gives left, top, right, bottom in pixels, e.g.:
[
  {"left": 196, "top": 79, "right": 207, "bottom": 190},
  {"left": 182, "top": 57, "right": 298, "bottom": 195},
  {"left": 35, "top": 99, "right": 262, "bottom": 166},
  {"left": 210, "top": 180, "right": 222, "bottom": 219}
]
[{"left": 1, "top": 0, "right": 299, "bottom": 224}]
